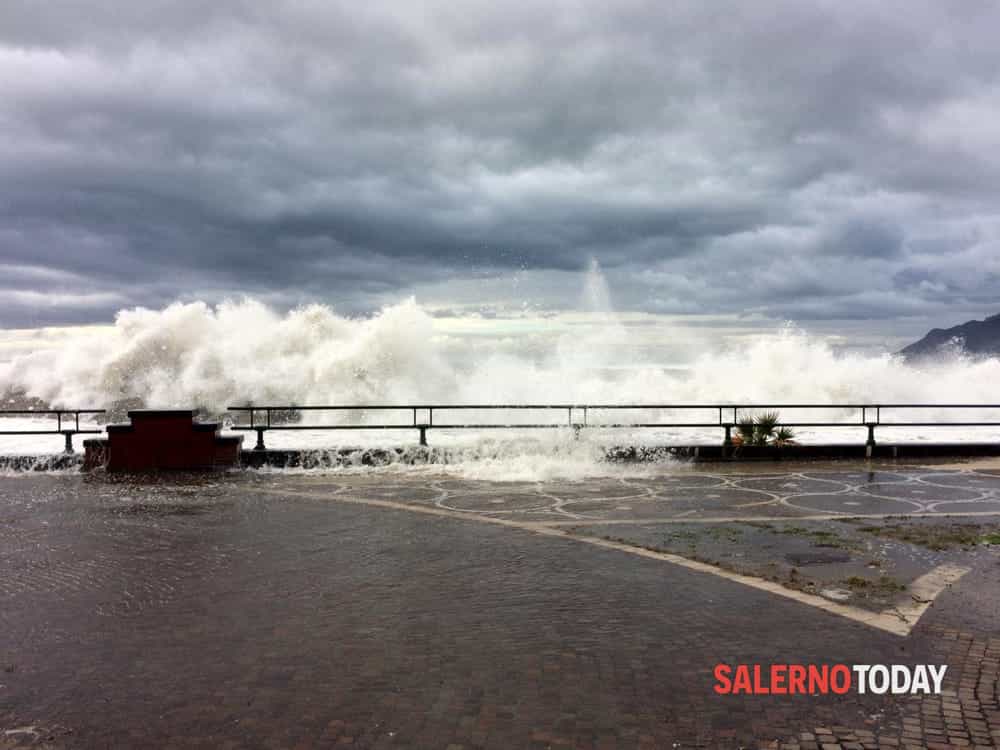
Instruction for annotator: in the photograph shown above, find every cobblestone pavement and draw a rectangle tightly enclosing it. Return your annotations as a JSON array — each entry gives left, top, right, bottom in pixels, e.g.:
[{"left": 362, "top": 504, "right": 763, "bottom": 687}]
[{"left": 1, "top": 466, "right": 999, "bottom": 749}]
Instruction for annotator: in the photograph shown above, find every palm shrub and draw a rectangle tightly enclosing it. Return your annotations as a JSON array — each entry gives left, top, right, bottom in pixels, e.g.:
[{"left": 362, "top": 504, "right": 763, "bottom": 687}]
[
  {"left": 733, "top": 411, "right": 796, "bottom": 447},
  {"left": 754, "top": 411, "right": 779, "bottom": 445},
  {"left": 772, "top": 426, "right": 796, "bottom": 446},
  {"left": 736, "top": 417, "right": 757, "bottom": 446}
]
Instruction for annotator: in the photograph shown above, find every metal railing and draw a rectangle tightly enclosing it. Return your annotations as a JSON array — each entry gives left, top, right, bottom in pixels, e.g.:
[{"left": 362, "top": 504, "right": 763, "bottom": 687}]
[
  {"left": 227, "top": 404, "right": 1000, "bottom": 454},
  {"left": 3, "top": 404, "right": 998, "bottom": 456},
  {"left": 0, "top": 409, "right": 106, "bottom": 452}
]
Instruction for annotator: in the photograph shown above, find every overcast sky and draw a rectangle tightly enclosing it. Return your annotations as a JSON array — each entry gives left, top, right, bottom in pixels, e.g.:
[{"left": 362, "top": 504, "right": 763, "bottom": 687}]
[{"left": 2, "top": 0, "right": 999, "bottom": 333}]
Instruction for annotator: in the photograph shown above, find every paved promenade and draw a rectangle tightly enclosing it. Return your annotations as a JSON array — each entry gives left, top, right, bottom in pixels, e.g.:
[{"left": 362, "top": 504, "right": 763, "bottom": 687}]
[{"left": 1, "top": 464, "right": 999, "bottom": 748}]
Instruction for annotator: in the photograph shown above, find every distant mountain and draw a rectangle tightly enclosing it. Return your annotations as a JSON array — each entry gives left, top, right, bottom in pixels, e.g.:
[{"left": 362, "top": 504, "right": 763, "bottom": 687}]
[{"left": 898, "top": 313, "right": 1000, "bottom": 360}]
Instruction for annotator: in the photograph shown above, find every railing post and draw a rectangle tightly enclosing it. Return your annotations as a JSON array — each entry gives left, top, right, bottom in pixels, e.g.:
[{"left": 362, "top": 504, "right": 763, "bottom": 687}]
[
  {"left": 418, "top": 426, "right": 428, "bottom": 446},
  {"left": 255, "top": 428, "right": 266, "bottom": 451},
  {"left": 722, "top": 424, "right": 732, "bottom": 458},
  {"left": 865, "top": 423, "right": 876, "bottom": 458},
  {"left": 63, "top": 431, "right": 74, "bottom": 454}
]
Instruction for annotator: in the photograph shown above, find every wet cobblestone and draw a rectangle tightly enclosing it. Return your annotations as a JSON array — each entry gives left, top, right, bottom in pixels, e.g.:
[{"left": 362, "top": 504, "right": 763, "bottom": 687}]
[{"left": 0, "top": 469, "right": 998, "bottom": 748}]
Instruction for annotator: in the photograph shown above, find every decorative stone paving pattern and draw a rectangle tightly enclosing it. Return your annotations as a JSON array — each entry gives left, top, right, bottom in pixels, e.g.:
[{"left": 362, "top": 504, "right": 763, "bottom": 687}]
[{"left": 308, "top": 467, "right": 1000, "bottom": 523}]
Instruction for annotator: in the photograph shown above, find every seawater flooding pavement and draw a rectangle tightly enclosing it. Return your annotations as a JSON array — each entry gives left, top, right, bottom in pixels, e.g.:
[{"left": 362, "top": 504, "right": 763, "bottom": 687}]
[{"left": 0, "top": 462, "right": 999, "bottom": 749}]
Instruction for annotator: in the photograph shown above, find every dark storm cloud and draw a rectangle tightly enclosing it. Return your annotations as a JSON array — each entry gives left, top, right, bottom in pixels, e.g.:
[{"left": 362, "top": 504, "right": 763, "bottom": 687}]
[{"left": 2, "top": 0, "right": 1000, "bottom": 327}]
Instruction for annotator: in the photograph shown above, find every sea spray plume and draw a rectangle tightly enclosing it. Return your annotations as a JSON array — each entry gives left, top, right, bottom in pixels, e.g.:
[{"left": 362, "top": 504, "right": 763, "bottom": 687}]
[
  {"left": 555, "top": 258, "right": 627, "bottom": 374},
  {"left": 0, "top": 298, "right": 459, "bottom": 412},
  {"left": 582, "top": 257, "right": 615, "bottom": 318}
]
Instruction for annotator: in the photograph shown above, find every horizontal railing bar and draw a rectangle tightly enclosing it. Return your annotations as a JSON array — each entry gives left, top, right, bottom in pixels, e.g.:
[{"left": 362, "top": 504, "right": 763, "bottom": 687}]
[
  {"left": 227, "top": 421, "right": 1000, "bottom": 431},
  {"left": 0, "top": 429, "right": 103, "bottom": 435},
  {"left": 229, "top": 405, "right": 741, "bottom": 410},
  {"left": 855, "top": 407, "right": 1000, "bottom": 411},
  {"left": 227, "top": 426, "right": 398, "bottom": 431},
  {"left": 864, "top": 422, "right": 1000, "bottom": 427},
  {"left": 229, "top": 424, "right": 728, "bottom": 431},
  {"left": 429, "top": 423, "right": 723, "bottom": 429},
  {"left": 0, "top": 409, "right": 105, "bottom": 415},
  {"left": 228, "top": 424, "right": 586, "bottom": 430},
  {"left": 228, "top": 404, "right": 1000, "bottom": 410},
  {"left": 6, "top": 405, "right": 1000, "bottom": 415}
]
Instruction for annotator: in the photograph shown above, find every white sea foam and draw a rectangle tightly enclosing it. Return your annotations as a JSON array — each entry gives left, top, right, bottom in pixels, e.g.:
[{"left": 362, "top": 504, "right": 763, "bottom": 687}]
[
  {"left": 3, "top": 271, "right": 1000, "bottom": 478},
  {"left": 4, "top": 299, "right": 999, "bottom": 413}
]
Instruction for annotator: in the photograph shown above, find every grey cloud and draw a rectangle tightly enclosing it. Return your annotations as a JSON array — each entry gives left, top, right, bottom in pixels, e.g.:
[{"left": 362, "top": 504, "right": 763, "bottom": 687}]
[
  {"left": 824, "top": 217, "right": 904, "bottom": 259},
  {"left": 1, "top": 0, "right": 1000, "bottom": 328}
]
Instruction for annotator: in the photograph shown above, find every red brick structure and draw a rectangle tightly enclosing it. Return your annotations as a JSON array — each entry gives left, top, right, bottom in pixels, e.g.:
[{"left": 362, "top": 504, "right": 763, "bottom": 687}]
[{"left": 83, "top": 410, "right": 242, "bottom": 471}]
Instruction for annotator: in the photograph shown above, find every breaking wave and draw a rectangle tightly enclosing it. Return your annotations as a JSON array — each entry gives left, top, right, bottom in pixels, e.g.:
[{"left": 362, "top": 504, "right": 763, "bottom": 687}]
[
  {"left": 2, "top": 289, "right": 1000, "bottom": 478},
  {"left": 3, "top": 297, "right": 999, "bottom": 410}
]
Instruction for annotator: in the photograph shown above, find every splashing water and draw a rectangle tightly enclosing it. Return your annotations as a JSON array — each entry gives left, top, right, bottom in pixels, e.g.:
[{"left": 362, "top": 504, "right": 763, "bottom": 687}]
[
  {"left": 3, "top": 279, "right": 1000, "bottom": 477},
  {"left": 8, "top": 298, "right": 991, "bottom": 410},
  {"left": 582, "top": 257, "right": 615, "bottom": 318}
]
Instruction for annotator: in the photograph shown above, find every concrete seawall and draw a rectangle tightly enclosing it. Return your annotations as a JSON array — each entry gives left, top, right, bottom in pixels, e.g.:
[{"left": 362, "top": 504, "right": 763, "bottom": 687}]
[
  {"left": 616, "top": 441, "right": 1000, "bottom": 461},
  {"left": 0, "top": 453, "right": 84, "bottom": 472},
  {"left": 238, "top": 442, "right": 1000, "bottom": 469},
  {"left": 4, "top": 442, "right": 999, "bottom": 472}
]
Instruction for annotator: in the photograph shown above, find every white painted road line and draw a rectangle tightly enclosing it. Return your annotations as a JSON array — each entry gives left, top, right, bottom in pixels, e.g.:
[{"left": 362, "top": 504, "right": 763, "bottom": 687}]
[{"left": 265, "top": 487, "right": 972, "bottom": 637}]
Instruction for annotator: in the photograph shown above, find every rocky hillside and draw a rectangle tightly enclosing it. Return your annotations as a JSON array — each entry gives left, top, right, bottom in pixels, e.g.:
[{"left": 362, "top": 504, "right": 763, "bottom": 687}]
[{"left": 898, "top": 312, "right": 1000, "bottom": 360}]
